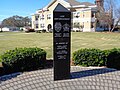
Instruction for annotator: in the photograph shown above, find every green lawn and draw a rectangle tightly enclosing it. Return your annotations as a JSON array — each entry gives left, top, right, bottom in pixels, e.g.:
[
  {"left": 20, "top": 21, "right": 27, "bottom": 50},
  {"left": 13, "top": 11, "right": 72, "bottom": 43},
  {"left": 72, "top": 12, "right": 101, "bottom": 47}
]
[{"left": 0, "top": 32, "right": 120, "bottom": 59}]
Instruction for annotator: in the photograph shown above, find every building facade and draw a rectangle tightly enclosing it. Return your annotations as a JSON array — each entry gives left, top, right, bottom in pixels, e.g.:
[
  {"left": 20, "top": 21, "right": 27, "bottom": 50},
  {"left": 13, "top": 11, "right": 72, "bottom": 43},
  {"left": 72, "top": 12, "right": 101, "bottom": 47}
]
[{"left": 32, "top": 0, "right": 102, "bottom": 32}]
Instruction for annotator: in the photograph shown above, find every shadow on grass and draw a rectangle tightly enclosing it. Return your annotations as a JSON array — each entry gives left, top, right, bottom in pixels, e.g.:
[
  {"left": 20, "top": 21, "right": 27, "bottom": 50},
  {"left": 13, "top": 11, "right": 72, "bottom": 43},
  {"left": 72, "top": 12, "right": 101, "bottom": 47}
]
[{"left": 70, "top": 68, "right": 117, "bottom": 79}]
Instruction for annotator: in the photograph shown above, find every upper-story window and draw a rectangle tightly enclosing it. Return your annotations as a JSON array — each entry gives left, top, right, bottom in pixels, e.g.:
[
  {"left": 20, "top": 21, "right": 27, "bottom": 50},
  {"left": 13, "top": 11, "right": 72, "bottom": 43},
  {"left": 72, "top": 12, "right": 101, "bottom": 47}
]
[
  {"left": 40, "top": 14, "right": 44, "bottom": 20},
  {"left": 76, "top": 12, "right": 80, "bottom": 18},
  {"left": 92, "top": 13, "right": 94, "bottom": 17},
  {"left": 47, "top": 14, "right": 51, "bottom": 19},
  {"left": 35, "top": 15, "right": 39, "bottom": 21},
  {"left": 92, "top": 12, "right": 96, "bottom": 18},
  {"left": 73, "top": 12, "right": 80, "bottom": 18}
]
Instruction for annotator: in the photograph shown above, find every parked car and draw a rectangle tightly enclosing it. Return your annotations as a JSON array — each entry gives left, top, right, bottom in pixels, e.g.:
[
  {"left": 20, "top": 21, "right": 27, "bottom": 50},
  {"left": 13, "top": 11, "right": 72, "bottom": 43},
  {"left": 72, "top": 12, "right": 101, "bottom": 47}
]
[{"left": 25, "top": 29, "right": 35, "bottom": 33}]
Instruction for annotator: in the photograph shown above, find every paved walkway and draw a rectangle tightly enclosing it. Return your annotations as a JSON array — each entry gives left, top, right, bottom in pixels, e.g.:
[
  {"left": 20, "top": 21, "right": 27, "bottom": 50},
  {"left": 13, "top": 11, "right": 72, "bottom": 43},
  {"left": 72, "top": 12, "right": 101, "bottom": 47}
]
[{"left": 0, "top": 66, "right": 120, "bottom": 90}]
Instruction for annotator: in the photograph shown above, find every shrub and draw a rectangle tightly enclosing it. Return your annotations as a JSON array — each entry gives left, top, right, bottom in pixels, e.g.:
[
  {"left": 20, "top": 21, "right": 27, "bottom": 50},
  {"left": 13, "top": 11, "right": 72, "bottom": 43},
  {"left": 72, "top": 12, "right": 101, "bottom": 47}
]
[
  {"left": 36, "top": 30, "right": 41, "bottom": 33},
  {"left": 36, "top": 29, "right": 46, "bottom": 33},
  {"left": 41, "top": 29, "right": 46, "bottom": 33},
  {"left": 107, "top": 48, "right": 120, "bottom": 70},
  {"left": 73, "top": 48, "right": 108, "bottom": 67},
  {"left": 1, "top": 47, "right": 46, "bottom": 72}
]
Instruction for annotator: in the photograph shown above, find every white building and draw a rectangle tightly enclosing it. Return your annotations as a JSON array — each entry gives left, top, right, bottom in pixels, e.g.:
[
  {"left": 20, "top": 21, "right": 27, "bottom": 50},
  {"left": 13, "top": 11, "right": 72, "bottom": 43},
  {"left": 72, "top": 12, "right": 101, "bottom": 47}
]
[{"left": 32, "top": 0, "right": 104, "bottom": 32}]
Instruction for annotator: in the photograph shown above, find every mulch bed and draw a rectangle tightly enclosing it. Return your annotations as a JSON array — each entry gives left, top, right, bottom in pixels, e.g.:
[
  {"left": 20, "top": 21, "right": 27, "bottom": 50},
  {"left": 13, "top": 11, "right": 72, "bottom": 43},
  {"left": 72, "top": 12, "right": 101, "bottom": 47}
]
[
  {"left": 0, "top": 59, "right": 75, "bottom": 76},
  {"left": 0, "top": 60, "right": 53, "bottom": 76},
  {"left": 0, "top": 67, "right": 4, "bottom": 76}
]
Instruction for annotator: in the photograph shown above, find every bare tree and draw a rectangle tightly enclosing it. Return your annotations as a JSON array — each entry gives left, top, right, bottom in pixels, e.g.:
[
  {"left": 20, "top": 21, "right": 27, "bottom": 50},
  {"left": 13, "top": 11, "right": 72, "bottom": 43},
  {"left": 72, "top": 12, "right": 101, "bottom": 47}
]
[
  {"left": 95, "top": 0, "right": 120, "bottom": 32},
  {"left": 111, "top": 7, "right": 120, "bottom": 32},
  {"left": 104, "top": 0, "right": 120, "bottom": 32},
  {"left": 104, "top": 0, "right": 114, "bottom": 32}
]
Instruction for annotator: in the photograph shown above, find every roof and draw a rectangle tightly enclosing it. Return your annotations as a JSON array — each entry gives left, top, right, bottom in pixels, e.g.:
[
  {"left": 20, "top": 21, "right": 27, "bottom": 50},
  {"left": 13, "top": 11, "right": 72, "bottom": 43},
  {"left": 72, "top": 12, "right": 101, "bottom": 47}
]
[
  {"left": 37, "top": 0, "right": 95, "bottom": 11},
  {"left": 65, "top": 0, "right": 95, "bottom": 6},
  {"left": 65, "top": 0, "right": 80, "bottom": 6},
  {"left": 80, "top": 2, "right": 95, "bottom": 6}
]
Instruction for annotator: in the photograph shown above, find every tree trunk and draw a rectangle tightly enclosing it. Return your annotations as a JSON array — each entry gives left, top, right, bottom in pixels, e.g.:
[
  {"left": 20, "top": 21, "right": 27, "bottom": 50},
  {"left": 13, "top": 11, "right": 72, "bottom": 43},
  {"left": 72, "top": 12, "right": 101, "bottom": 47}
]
[
  {"left": 109, "top": 25, "right": 111, "bottom": 32},
  {"left": 111, "top": 19, "right": 120, "bottom": 32},
  {"left": 0, "top": 28, "right": 2, "bottom": 32},
  {"left": 111, "top": 26, "right": 115, "bottom": 32},
  {"left": 94, "top": 19, "right": 97, "bottom": 32}
]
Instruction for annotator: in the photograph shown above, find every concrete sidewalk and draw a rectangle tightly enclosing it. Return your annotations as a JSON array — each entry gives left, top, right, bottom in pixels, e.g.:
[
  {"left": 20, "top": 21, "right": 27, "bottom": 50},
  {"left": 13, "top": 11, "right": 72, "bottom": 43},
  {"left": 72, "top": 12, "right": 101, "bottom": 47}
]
[{"left": 0, "top": 66, "right": 120, "bottom": 90}]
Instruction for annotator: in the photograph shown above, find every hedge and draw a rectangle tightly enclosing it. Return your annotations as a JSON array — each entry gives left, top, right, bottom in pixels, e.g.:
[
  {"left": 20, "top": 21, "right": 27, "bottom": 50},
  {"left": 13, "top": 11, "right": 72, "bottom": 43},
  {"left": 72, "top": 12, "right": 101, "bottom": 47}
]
[
  {"left": 0, "top": 56, "right": 2, "bottom": 62},
  {"left": 73, "top": 48, "right": 108, "bottom": 67},
  {"left": 1, "top": 47, "right": 46, "bottom": 72},
  {"left": 107, "top": 48, "right": 120, "bottom": 70},
  {"left": 73, "top": 48, "right": 120, "bottom": 70}
]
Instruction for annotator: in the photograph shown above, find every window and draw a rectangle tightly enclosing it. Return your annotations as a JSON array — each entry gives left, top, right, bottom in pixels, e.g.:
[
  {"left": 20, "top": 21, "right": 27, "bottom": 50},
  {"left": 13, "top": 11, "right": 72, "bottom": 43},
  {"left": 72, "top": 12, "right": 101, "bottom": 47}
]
[
  {"left": 40, "top": 14, "right": 44, "bottom": 20},
  {"left": 76, "top": 12, "right": 80, "bottom": 18},
  {"left": 91, "top": 22, "right": 94, "bottom": 28},
  {"left": 36, "top": 24, "right": 39, "bottom": 28},
  {"left": 92, "top": 12, "right": 95, "bottom": 18},
  {"left": 74, "top": 22, "right": 80, "bottom": 28},
  {"left": 92, "top": 13, "right": 94, "bottom": 17},
  {"left": 73, "top": 12, "right": 80, "bottom": 18},
  {"left": 40, "top": 24, "right": 45, "bottom": 28},
  {"left": 35, "top": 15, "right": 39, "bottom": 21},
  {"left": 47, "top": 14, "right": 51, "bottom": 19}
]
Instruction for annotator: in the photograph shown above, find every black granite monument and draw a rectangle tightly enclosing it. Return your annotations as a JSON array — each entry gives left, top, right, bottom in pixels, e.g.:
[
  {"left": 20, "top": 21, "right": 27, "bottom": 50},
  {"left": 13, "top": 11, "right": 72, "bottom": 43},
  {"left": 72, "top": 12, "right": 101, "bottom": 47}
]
[{"left": 53, "top": 3, "right": 71, "bottom": 80}]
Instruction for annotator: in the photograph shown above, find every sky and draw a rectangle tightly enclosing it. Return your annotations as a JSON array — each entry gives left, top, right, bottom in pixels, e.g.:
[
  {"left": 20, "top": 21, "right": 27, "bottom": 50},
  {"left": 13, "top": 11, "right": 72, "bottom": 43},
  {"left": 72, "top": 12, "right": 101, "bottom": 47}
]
[{"left": 0, "top": 0, "right": 95, "bottom": 21}]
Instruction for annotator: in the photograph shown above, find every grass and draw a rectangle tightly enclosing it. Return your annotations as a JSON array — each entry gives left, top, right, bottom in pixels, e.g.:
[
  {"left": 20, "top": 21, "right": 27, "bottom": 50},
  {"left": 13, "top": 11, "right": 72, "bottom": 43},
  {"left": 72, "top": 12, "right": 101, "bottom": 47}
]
[
  {"left": 72, "top": 32, "right": 120, "bottom": 51},
  {"left": 0, "top": 32, "right": 53, "bottom": 58},
  {"left": 0, "top": 31, "right": 120, "bottom": 60}
]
